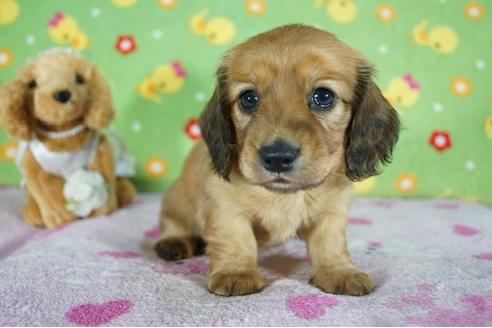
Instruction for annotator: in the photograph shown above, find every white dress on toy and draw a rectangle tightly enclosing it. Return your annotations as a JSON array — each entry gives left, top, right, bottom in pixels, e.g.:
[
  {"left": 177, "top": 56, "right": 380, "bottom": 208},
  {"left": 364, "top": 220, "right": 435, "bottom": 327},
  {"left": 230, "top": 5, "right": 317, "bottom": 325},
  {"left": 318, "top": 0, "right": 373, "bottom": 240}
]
[{"left": 16, "top": 130, "right": 135, "bottom": 217}]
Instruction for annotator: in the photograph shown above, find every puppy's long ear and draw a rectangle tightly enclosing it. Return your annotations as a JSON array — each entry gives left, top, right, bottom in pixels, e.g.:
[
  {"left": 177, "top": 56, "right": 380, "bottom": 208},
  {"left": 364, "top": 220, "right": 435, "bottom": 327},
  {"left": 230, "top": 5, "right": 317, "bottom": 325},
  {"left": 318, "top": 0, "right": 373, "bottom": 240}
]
[
  {"left": 199, "top": 67, "right": 236, "bottom": 179},
  {"left": 0, "top": 79, "right": 32, "bottom": 140},
  {"left": 345, "top": 66, "right": 400, "bottom": 181},
  {"left": 84, "top": 65, "right": 115, "bottom": 129}
]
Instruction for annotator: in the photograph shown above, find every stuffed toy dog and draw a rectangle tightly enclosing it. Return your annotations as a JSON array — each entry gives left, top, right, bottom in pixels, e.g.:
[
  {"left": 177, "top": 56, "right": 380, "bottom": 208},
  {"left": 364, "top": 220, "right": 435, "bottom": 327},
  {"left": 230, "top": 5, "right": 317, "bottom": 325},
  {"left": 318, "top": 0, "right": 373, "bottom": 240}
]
[{"left": 0, "top": 48, "right": 136, "bottom": 228}]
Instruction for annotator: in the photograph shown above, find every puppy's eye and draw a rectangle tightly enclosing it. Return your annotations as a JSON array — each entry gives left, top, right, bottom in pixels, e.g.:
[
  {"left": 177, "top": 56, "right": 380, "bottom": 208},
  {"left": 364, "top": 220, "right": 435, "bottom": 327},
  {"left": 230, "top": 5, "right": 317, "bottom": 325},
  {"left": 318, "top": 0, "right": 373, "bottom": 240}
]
[
  {"left": 27, "top": 80, "right": 37, "bottom": 89},
  {"left": 75, "top": 74, "right": 85, "bottom": 85},
  {"left": 239, "top": 90, "right": 260, "bottom": 114},
  {"left": 310, "top": 87, "right": 336, "bottom": 110}
]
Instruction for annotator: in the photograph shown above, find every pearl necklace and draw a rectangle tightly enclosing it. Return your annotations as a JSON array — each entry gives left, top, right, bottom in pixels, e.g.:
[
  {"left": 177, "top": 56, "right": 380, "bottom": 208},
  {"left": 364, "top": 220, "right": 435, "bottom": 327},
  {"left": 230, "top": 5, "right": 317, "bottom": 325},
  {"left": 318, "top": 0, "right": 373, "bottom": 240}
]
[{"left": 36, "top": 124, "right": 87, "bottom": 139}]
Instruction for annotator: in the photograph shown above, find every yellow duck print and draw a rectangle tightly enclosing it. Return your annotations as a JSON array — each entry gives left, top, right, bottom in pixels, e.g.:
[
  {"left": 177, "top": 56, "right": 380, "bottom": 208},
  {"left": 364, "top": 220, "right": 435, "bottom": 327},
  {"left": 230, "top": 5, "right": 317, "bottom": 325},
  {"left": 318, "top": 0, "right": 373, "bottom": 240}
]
[
  {"left": 112, "top": 0, "right": 138, "bottom": 7},
  {"left": 315, "top": 0, "right": 358, "bottom": 24},
  {"left": 353, "top": 176, "right": 376, "bottom": 195},
  {"left": 485, "top": 115, "right": 492, "bottom": 139},
  {"left": 383, "top": 73, "right": 420, "bottom": 109},
  {"left": 156, "top": 0, "right": 177, "bottom": 10},
  {"left": 47, "top": 11, "right": 90, "bottom": 50},
  {"left": 411, "top": 20, "right": 458, "bottom": 54},
  {"left": 189, "top": 10, "right": 236, "bottom": 45},
  {"left": 0, "top": 0, "right": 19, "bottom": 26},
  {"left": 136, "top": 61, "right": 187, "bottom": 102}
]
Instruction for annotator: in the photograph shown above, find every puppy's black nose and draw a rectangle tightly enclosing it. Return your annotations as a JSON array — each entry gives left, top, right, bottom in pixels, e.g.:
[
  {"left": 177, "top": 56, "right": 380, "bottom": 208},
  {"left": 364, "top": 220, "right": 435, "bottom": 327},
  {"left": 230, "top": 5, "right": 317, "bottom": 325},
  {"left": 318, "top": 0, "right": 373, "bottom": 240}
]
[
  {"left": 259, "top": 140, "right": 299, "bottom": 173},
  {"left": 53, "top": 90, "right": 71, "bottom": 103}
]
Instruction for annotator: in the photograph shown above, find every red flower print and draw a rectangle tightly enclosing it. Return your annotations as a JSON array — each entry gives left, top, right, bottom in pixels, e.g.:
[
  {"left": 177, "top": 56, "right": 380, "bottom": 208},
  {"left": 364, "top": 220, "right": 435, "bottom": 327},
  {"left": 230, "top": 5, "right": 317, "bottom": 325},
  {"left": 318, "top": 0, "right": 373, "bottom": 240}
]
[
  {"left": 115, "top": 35, "right": 137, "bottom": 55},
  {"left": 429, "top": 130, "right": 452, "bottom": 152},
  {"left": 184, "top": 118, "right": 201, "bottom": 140}
]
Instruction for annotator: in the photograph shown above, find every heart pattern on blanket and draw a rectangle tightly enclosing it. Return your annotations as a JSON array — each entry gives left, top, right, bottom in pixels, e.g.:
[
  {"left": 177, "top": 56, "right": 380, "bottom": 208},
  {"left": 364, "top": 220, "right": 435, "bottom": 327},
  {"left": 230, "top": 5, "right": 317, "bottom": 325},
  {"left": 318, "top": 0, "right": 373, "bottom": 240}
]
[
  {"left": 348, "top": 217, "right": 373, "bottom": 225},
  {"left": 286, "top": 294, "right": 340, "bottom": 319},
  {"left": 65, "top": 300, "right": 133, "bottom": 326},
  {"left": 388, "top": 285, "right": 492, "bottom": 326},
  {"left": 453, "top": 224, "right": 480, "bottom": 236},
  {"left": 433, "top": 202, "right": 459, "bottom": 209},
  {"left": 153, "top": 256, "right": 208, "bottom": 274},
  {"left": 97, "top": 250, "right": 140, "bottom": 259},
  {"left": 33, "top": 223, "right": 69, "bottom": 240},
  {"left": 144, "top": 224, "right": 160, "bottom": 238},
  {"left": 473, "top": 253, "right": 492, "bottom": 261}
]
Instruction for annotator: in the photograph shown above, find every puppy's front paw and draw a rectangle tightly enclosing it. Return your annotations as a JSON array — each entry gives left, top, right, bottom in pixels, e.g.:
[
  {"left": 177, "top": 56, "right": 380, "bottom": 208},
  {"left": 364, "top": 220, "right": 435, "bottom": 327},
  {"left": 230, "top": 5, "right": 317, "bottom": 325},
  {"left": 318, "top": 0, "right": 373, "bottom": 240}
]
[
  {"left": 208, "top": 271, "right": 265, "bottom": 296},
  {"left": 310, "top": 269, "right": 374, "bottom": 296}
]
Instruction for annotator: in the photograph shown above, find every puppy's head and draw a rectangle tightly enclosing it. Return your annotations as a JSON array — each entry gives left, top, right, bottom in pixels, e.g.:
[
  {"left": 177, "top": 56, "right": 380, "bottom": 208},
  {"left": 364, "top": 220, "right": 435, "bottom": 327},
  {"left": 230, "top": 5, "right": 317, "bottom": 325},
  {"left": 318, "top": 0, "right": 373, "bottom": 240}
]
[
  {"left": 200, "top": 24, "right": 399, "bottom": 192},
  {"left": 0, "top": 49, "right": 114, "bottom": 140}
]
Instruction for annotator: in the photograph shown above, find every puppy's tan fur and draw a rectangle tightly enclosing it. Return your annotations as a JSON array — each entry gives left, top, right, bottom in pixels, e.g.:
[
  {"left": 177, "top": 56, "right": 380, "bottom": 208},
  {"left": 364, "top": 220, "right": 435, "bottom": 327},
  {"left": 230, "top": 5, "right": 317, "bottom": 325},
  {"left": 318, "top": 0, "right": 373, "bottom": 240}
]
[
  {"left": 155, "top": 25, "right": 399, "bottom": 296},
  {"left": 0, "top": 51, "right": 135, "bottom": 228}
]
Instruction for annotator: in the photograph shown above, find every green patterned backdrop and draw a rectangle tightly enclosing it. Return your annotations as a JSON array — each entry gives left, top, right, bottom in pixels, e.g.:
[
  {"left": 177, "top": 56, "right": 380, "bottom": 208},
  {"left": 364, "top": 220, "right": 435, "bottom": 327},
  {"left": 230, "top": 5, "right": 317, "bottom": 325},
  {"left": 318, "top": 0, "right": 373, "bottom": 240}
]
[{"left": 0, "top": 0, "right": 491, "bottom": 204}]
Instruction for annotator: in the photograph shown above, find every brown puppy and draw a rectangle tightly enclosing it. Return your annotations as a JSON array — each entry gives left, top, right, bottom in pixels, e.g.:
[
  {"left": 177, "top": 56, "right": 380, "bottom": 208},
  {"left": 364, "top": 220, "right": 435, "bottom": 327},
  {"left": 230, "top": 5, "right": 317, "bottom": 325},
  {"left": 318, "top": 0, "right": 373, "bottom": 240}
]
[{"left": 155, "top": 24, "right": 399, "bottom": 296}]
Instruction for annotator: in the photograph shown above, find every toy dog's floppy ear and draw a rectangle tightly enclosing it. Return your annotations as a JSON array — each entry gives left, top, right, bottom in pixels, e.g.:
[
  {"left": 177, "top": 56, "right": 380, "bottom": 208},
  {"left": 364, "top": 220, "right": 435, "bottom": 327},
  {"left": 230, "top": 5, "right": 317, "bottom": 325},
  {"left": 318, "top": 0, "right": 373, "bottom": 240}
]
[
  {"left": 345, "top": 65, "right": 400, "bottom": 181},
  {"left": 0, "top": 78, "right": 33, "bottom": 140},
  {"left": 84, "top": 65, "right": 115, "bottom": 129},
  {"left": 199, "top": 66, "right": 236, "bottom": 180}
]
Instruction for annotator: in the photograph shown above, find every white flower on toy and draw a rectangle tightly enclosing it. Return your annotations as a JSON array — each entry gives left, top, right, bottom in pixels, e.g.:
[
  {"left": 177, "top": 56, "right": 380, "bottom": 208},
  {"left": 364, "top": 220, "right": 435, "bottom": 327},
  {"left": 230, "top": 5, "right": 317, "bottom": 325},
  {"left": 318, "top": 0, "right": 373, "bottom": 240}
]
[{"left": 63, "top": 169, "right": 108, "bottom": 217}]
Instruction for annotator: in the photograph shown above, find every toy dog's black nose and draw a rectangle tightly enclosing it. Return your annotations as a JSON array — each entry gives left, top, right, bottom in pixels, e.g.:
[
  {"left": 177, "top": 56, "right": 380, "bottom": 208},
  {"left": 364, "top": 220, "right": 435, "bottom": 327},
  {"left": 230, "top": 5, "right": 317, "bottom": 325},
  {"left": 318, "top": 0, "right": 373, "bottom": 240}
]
[
  {"left": 259, "top": 140, "right": 299, "bottom": 173},
  {"left": 53, "top": 90, "right": 71, "bottom": 103}
]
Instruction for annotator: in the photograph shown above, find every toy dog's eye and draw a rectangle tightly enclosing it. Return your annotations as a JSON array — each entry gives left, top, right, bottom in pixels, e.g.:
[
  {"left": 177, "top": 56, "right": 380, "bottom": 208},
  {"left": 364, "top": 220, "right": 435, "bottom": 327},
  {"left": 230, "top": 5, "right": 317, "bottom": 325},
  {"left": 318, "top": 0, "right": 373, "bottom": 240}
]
[
  {"left": 310, "top": 87, "right": 336, "bottom": 111},
  {"left": 27, "top": 80, "right": 37, "bottom": 89},
  {"left": 75, "top": 74, "right": 85, "bottom": 85},
  {"left": 239, "top": 90, "right": 259, "bottom": 114}
]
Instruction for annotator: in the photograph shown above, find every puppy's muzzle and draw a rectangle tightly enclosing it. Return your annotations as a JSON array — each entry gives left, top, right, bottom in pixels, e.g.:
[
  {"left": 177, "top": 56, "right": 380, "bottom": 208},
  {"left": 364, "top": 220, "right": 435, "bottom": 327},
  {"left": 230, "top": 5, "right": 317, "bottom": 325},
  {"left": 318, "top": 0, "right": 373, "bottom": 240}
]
[{"left": 258, "top": 139, "right": 299, "bottom": 173}]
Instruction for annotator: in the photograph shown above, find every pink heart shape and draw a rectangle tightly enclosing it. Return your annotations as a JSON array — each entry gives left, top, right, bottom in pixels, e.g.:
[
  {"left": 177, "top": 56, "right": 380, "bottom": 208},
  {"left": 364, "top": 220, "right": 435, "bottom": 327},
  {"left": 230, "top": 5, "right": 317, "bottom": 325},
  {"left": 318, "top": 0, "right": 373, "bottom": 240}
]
[
  {"left": 286, "top": 294, "right": 340, "bottom": 320},
  {"left": 144, "top": 224, "right": 160, "bottom": 239},
  {"left": 453, "top": 224, "right": 480, "bottom": 236},
  {"left": 473, "top": 253, "right": 492, "bottom": 261},
  {"left": 433, "top": 202, "right": 459, "bottom": 209},
  {"left": 348, "top": 217, "right": 373, "bottom": 225},
  {"left": 368, "top": 241, "right": 383, "bottom": 249},
  {"left": 65, "top": 300, "right": 132, "bottom": 326},
  {"left": 153, "top": 256, "right": 208, "bottom": 274},
  {"left": 33, "top": 223, "right": 69, "bottom": 240},
  {"left": 461, "top": 295, "right": 492, "bottom": 313},
  {"left": 354, "top": 200, "right": 394, "bottom": 208},
  {"left": 97, "top": 251, "right": 140, "bottom": 259}
]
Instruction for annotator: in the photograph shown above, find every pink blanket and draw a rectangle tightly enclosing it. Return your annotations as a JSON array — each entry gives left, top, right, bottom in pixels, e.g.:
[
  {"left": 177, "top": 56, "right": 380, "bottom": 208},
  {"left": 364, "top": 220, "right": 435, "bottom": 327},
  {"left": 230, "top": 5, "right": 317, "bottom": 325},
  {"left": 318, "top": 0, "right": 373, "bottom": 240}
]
[{"left": 0, "top": 187, "right": 491, "bottom": 326}]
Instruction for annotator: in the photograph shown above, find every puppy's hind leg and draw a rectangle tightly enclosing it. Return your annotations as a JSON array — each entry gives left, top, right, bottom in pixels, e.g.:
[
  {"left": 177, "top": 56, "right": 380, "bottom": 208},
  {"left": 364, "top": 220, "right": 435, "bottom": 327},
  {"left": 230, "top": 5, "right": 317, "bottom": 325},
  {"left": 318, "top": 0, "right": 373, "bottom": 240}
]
[
  {"left": 154, "top": 234, "right": 206, "bottom": 261},
  {"left": 154, "top": 186, "right": 205, "bottom": 261}
]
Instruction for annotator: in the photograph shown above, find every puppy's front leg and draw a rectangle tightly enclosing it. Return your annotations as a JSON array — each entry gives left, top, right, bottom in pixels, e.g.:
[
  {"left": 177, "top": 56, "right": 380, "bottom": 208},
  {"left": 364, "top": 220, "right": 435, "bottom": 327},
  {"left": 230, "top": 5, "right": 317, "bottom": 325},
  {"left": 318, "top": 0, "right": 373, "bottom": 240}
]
[
  {"left": 301, "top": 213, "right": 374, "bottom": 296},
  {"left": 206, "top": 210, "right": 264, "bottom": 296}
]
